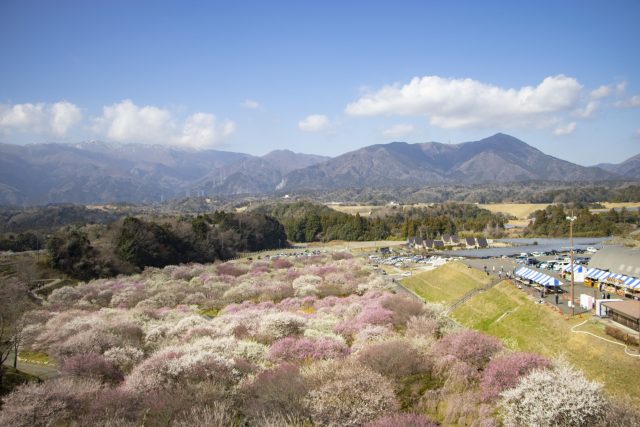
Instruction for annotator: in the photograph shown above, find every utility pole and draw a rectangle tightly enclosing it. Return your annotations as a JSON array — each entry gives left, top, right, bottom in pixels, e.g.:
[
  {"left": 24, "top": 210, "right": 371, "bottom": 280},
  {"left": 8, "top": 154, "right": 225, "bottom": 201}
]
[{"left": 566, "top": 211, "right": 577, "bottom": 316}]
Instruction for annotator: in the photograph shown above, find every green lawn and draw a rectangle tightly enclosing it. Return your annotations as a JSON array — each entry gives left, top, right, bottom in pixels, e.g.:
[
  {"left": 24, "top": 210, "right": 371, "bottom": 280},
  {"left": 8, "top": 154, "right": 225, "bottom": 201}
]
[
  {"left": 401, "top": 261, "right": 491, "bottom": 305},
  {"left": 452, "top": 281, "right": 640, "bottom": 404},
  {"left": 18, "top": 351, "right": 50, "bottom": 364}
]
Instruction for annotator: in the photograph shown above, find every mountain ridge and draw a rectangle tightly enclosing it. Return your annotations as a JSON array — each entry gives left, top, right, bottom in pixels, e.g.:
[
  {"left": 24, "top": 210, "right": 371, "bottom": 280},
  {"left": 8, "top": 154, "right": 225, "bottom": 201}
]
[
  {"left": 278, "top": 133, "right": 618, "bottom": 191},
  {"left": 0, "top": 134, "right": 632, "bottom": 205},
  {"left": 596, "top": 153, "right": 640, "bottom": 179}
]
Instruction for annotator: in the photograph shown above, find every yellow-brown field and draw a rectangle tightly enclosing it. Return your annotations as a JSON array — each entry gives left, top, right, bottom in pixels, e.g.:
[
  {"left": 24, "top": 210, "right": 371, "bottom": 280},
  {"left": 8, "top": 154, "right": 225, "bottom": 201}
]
[
  {"left": 601, "top": 202, "right": 640, "bottom": 210},
  {"left": 478, "top": 203, "right": 550, "bottom": 219},
  {"left": 328, "top": 203, "right": 434, "bottom": 217}
]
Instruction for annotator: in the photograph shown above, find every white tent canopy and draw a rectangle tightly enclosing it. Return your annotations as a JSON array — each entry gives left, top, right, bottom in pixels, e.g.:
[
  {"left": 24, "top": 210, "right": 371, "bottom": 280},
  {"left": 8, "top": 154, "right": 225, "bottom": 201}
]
[
  {"left": 515, "top": 266, "right": 562, "bottom": 288},
  {"left": 586, "top": 267, "right": 640, "bottom": 290}
]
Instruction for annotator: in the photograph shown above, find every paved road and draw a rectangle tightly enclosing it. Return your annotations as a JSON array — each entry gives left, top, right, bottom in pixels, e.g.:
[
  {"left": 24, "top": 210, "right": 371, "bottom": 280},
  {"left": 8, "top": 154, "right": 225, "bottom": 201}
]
[{"left": 2, "top": 354, "right": 59, "bottom": 380}]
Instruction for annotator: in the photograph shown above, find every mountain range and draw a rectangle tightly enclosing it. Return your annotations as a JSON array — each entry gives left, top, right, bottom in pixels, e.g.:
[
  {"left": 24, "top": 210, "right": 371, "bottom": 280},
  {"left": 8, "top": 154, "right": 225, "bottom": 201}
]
[{"left": 0, "top": 133, "right": 637, "bottom": 205}]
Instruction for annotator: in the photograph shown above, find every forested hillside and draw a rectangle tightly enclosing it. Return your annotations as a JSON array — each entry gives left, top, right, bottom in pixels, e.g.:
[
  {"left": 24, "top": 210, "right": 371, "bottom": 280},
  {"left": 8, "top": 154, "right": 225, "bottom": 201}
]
[
  {"left": 254, "top": 201, "right": 507, "bottom": 242},
  {"left": 45, "top": 211, "right": 287, "bottom": 280}
]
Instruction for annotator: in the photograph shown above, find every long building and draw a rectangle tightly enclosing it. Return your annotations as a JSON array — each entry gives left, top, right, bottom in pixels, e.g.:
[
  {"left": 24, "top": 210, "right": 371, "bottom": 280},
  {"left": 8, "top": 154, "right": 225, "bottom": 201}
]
[
  {"left": 589, "top": 246, "right": 640, "bottom": 278},
  {"left": 587, "top": 246, "right": 640, "bottom": 298}
]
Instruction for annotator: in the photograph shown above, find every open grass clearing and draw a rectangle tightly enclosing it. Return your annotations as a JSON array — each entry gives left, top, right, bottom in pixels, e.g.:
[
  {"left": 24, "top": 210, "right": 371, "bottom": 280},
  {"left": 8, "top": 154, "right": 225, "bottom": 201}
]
[
  {"left": 327, "top": 204, "right": 380, "bottom": 217},
  {"left": 328, "top": 203, "right": 435, "bottom": 217},
  {"left": 401, "top": 261, "right": 491, "bottom": 305},
  {"left": 452, "top": 281, "right": 640, "bottom": 404},
  {"left": 478, "top": 203, "right": 550, "bottom": 219}
]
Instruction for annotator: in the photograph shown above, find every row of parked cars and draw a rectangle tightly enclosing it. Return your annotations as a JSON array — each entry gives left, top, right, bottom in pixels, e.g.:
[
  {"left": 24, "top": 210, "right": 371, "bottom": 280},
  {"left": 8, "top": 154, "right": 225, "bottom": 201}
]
[{"left": 514, "top": 247, "right": 596, "bottom": 271}]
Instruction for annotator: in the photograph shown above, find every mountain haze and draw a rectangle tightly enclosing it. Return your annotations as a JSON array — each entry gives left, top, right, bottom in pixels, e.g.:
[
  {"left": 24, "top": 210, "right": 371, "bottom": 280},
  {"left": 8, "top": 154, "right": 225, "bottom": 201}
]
[
  {"left": 0, "top": 143, "right": 326, "bottom": 205},
  {"left": 0, "top": 134, "right": 628, "bottom": 205}
]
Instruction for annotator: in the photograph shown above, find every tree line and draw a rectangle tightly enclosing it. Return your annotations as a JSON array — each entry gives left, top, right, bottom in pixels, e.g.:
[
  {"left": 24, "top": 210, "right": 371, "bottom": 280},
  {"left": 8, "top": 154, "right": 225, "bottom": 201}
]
[
  {"left": 524, "top": 204, "right": 640, "bottom": 237},
  {"left": 254, "top": 201, "right": 507, "bottom": 242}
]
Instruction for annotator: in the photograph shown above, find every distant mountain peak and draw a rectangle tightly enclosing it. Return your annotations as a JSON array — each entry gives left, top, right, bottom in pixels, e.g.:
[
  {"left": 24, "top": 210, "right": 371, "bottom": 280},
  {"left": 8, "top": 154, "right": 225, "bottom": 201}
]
[{"left": 0, "top": 134, "right": 627, "bottom": 205}]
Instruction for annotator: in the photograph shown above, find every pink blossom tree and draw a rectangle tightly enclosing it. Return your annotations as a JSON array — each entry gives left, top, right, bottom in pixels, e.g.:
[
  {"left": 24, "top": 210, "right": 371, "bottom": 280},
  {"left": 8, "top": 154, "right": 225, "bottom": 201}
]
[
  {"left": 268, "top": 336, "right": 349, "bottom": 363},
  {"left": 432, "top": 330, "right": 502, "bottom": 369},
  {"left": 61, "top": 352, "right": 124, "bottom": 384},
  {"left": 480, "top": 352, "right": 551, "bottom": 400}
]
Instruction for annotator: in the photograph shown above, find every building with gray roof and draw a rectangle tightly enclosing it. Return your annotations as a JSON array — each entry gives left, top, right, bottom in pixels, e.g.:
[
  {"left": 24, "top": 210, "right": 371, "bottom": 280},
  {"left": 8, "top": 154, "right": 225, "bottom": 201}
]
[{"left": 589, "top": 246, "right": 640, "bottom": 277}]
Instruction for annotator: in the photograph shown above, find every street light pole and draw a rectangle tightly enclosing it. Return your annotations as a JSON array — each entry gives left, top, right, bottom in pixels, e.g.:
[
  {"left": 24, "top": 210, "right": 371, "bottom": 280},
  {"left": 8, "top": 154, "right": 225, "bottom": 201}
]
[{"left": 566, "top": 211, "right": 577, "bottom": 316}]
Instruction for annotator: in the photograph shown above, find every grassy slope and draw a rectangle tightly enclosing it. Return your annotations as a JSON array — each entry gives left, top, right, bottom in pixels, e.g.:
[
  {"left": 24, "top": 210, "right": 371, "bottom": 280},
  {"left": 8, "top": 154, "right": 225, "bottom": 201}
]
[
  {"left": 452, "top": 281, "right": 640, "bottom": 404},
  {"left": 402, "top": 261, "right": 491, "bottom": 305}
]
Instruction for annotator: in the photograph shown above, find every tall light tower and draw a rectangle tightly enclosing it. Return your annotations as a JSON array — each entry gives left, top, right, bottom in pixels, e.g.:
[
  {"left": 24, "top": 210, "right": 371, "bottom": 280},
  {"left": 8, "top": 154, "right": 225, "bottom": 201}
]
[{"left": 566, "top": 212, "right": 577, "bottom": 316}]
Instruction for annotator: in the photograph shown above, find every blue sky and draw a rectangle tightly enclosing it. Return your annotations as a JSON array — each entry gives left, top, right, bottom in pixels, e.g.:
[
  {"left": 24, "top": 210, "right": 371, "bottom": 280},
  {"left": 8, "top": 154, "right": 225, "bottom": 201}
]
[{"left": 1, "top": 0, "right": 639, "bottom": 165}]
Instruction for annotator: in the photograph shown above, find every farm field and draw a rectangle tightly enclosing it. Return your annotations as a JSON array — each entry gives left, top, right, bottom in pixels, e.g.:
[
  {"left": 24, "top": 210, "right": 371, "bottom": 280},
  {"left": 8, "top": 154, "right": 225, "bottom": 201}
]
[
  {"left": 328, "top": 203, "right": 434, "bottom": 217},
  {"left": 477, "top": 203, "right": 549, "bottom": 219},
  {"left": 401, "top": 261, "right": 491, "bottom": 305},
  {"left": 451, "top": 281, "right": 640, "bottom": 404},
  {"left": 602, "top": 202, "right": 640, "bottom": 209}
]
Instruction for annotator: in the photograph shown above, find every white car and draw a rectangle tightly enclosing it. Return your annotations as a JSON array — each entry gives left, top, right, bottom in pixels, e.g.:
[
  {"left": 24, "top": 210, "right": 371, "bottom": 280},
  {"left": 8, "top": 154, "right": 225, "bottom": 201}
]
[{"left": 587, "top": 247, "right": 598, "bottom": 253}]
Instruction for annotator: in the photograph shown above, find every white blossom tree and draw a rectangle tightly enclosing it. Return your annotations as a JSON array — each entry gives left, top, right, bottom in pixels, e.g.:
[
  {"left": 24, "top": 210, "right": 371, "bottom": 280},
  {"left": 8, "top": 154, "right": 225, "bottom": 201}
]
[{"left": 500, "top": 360, "right": 606, "bottom": 427}]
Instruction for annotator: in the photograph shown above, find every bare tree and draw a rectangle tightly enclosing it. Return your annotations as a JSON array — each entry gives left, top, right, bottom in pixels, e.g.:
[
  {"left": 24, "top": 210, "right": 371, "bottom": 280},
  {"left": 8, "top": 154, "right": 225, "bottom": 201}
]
[{"left": 0, "top": 279, "right": 32, "bottom": 387}]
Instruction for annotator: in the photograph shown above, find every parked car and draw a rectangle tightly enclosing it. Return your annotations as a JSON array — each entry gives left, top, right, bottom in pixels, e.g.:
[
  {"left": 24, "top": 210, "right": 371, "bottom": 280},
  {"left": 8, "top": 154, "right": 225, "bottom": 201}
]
[{"left": 587, "top": 247, "right": 598, "bottom": 253}]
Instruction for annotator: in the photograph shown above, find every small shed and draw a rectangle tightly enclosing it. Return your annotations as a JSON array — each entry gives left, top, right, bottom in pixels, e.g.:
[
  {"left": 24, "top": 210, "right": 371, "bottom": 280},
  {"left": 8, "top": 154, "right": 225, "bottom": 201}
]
[
  {"left": 476, "top": 237, "right": 488, "bottom": 248},
  {"left": 602, "top": 300, "right": 640, "bottom": 331},
  {"left": 433, "top": 240, "right": 445, "bottom": 250}
]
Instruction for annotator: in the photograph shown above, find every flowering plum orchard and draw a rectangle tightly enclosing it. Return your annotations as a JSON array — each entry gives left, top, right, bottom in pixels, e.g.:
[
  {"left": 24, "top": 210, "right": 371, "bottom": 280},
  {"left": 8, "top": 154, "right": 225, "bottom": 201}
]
[{"left": 1, "top": 254, "right": 636, "bottom": 426}]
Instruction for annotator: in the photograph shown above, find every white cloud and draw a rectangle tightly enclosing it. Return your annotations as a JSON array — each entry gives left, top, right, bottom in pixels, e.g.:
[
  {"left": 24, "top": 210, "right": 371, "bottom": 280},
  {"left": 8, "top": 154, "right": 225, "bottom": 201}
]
[
  {"left": 382, "top": 123, "right": 415, "bottom": 139},
  {"left": 573, "top": 101, "right": 598, "bottom": 118},
  {"left": 93, "top": 99, "right": 235, "bottom": 149},
  {"left": 298, "top": 114, "right": 330, "bottom": 132},
  {"left": 95, "top": 99, "right": 174, "bottom": 143},
  {"left": 553, "top": 122, "right": 576, "bottom": 135},
  {"left": 616, "top": 81, "right": 627, "bottom": 94},
  {"left": 0, "top": 101, "right": 81, "bottom": 136},
  {"left": 614, "top": 95, "right": 640, "bottom": 108},
  {"left": 345, "top": 75, "right": 583, "bottom": 129},
  {"left": 177, "top": 112, "right": 236, "bottom": 149},
  {"left": 241, "top": 99, "right": 260, "bottom": 109},
  {"left": 590, "top": 85, "right": 611, "bottom": 100}
]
